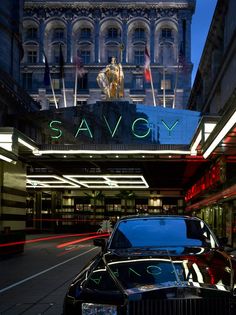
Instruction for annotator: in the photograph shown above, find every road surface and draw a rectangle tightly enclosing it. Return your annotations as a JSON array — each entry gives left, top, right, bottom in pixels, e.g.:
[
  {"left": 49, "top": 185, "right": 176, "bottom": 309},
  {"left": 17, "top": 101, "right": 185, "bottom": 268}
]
[{"left": 0, "top": 233, "right": 101, "bottom": 315}]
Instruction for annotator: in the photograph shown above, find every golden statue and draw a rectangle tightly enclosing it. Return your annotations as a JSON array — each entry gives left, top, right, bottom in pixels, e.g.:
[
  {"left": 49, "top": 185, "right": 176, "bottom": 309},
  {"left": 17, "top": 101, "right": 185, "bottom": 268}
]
[{"left": 97, "top": 56, "right": 124, "bottom": 99}]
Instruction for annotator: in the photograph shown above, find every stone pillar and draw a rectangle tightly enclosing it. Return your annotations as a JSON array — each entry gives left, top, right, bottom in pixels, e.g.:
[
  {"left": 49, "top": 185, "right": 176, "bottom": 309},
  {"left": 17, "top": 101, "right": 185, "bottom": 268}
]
[
  {"left": 35, "top": 191, "right": 42, "bottom": 231},
  {"left": 150, "top": 19, "right": 155, "bottom": 63},
  {"left": 185, "top": 18, "right": 191, "bottom": 62},
  {"left": 94, "top": 19, "right": 100, "bottom": 63},
  {"left": 39, "top": 19, "right": 45, "bottom": 63},
  {"left": 66, "top": 20, "right": 72, "bottom": 63},
  {"left": 122, "top": 20, "right": 128, "bottom": 64}
]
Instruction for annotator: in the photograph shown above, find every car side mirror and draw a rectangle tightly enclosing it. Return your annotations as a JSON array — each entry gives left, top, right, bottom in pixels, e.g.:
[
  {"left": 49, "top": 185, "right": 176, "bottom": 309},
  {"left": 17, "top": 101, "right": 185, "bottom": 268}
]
[{"left": 93, "top": 238, "right": 107, "bottom": 250}]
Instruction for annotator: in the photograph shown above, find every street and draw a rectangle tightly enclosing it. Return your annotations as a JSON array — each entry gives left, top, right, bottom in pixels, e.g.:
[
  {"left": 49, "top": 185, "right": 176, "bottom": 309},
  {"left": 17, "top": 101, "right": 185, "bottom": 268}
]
[{"left": 0, "top": 233, "right": 101, "bottom": 315}]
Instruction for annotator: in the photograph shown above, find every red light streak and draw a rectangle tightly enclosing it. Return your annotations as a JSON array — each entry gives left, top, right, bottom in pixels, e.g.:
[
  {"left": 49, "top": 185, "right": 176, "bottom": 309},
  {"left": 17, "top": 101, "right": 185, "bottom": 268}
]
[
  {"left": 0, "top": 232, "right": 103, "bottom": 248},
  {"left": 57, "top": 233, "right": 109, "bottom": 249}
]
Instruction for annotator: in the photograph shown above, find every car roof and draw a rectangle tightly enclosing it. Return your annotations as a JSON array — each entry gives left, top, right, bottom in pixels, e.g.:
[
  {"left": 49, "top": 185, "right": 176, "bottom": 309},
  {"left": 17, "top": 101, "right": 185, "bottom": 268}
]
[{"left": 117, "top": 215, "right": 202, "bottom": 222}]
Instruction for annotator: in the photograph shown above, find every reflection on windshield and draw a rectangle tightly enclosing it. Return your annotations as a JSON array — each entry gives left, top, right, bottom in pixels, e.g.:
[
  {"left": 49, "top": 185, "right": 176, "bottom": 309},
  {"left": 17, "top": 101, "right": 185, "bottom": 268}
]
[{"left": 109, "top": 218, "right": 216, "bottom": 249}]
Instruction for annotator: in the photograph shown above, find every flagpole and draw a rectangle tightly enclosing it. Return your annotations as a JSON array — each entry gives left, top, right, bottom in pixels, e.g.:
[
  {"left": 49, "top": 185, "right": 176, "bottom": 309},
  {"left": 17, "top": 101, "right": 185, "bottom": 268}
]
[
  {"left": 59, "top": 44, "right": 67, "bottom": 108},
  {"left": 43, "top": 51, "right": 58, "bottom": 109},
  {"left": 173, "top": 62, "right": 180, "bottom": 109},
  {"left": 149, "top": 66, "right": 156, "bottom": 107},
  {"left": 74, "top": 66, "right": 78, "bottom": 106},
  {"left": 49, "top": 74, "right": 58, "bottom": 109},
  {"left": 62, "top": 78, "right": 67, "bottom": 107},
  {"left": 163, "top": 67, "right": 166, "bottom": 108}
]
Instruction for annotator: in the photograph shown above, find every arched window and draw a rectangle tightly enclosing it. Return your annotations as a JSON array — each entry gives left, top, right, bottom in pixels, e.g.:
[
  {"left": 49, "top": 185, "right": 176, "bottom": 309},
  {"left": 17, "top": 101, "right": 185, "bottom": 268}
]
[
  {"left": 25, "top": 27, "right": 38, "bottom": 40},
  {"left": 79, "top": 49, "right": 91, "bottom": 64},
  {"left": 134, "top": 27, "right": 145, "bottom": 41},
  {"left": 161, "top": 28, "right": 172, "bottom": 39},
  {"left": 107, "top": 27, "right": 118, "bottom": 39},
  {"left": 53, "top": 28, "right": 65, "bottom": 42},
  {"left": 80, "top": 28, "right": 91, "bottom": 40}
]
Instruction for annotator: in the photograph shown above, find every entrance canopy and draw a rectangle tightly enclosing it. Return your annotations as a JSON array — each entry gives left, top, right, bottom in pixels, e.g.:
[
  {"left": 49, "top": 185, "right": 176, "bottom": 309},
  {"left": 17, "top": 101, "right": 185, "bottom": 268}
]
[{"left": 3, "top": 101, "right": 235, "bottom": 195}]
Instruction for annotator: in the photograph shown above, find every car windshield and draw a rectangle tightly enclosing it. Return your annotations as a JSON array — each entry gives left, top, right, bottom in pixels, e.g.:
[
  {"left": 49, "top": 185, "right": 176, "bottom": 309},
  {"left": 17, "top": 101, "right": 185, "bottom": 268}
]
[{"left": 109, "top": 217, "right": 217, "bottom": 249}]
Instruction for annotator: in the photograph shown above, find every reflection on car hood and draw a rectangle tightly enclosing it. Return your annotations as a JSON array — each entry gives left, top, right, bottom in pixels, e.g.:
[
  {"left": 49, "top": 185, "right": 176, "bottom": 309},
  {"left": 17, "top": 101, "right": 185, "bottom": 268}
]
[{"left": 85, "top": 246, "right": 233, "bottom": 295}]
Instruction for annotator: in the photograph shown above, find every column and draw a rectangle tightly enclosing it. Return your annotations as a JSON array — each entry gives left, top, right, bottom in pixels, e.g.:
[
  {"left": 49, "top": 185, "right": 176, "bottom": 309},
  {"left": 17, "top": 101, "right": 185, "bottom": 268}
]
[
  {"left": 39, "top": 19, "right": 45, "bottom": 63},
  {"left": 122, "top": 20, "right": 128, "bottom": 64},
  {"left": 66, "top": 20, "right": 72, "bottom": 63},
  {"left": 35, "top": 191, "right": 42, "bottom": 231},
  {"left": 94, "top": 19, "right": 100, "bottom": 63},
  {"left": 150, "top": 19, "right": 155, "bottom": 63},
  {"left": 185, "top": 18, "right": 192, "bottom": 62}
]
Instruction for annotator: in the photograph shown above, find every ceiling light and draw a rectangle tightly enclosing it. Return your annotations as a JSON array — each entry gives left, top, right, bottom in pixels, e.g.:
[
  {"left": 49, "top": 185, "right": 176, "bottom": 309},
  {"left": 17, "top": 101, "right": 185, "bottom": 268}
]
[
  {"left": 203, "top": 111, "right": 236, "bottom": 159},
  {"left": 0, "top": 154, "right": 16, "bottom": 164},
  {"left": 18, "top": 138, "right": 38, "bottom": 151}
]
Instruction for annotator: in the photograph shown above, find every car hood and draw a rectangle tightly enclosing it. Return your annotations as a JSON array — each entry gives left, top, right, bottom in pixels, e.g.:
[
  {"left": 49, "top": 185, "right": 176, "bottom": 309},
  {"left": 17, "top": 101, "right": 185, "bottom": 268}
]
[{"left": 84, "top": 246, "right": 233, "bottom": 295}]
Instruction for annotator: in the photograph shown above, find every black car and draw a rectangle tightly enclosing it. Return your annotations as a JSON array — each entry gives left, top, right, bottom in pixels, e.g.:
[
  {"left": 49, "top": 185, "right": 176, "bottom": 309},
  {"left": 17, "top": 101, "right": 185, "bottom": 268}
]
[{"left": 63, "top": 215, "right": 236, "bottom": 315}]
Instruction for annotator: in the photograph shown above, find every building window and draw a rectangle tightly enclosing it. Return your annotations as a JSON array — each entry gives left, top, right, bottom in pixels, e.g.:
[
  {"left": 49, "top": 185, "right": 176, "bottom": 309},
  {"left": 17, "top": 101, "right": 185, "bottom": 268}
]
[
  {"left": 108, "top": 27, "right": 118, "bottom": 39},
  {"left": 80, "top": 28, "right": 91, "bottom": 39},
  {"left": 161, "top": 79, "right": 171, "bottom": 90},
  {"left": 25, "top": 27, "right": 38, "bottom": 40},
  {"left": 134, "top": 28, "right": 145, "bottom": 40},
  {"left": 80, "top": 50, "right": 90, "bottom": 64},
  {"left": 27, "top": 50, "right": 37, "bottom": 63},
  {"left": 161, "top": 28, "right": 172, "bottom": 39},
  {"left": 76, "top": 100, "right": 87, "bottom": 106},
  {"left": 107, "top": 49, "right": 118, "bottom": 63},
  {"left": 51, "top": 76, "right": 60, "bottom": 90},
  {"left": 134, "top": 50, "right": 144, "bottom": 65},
  {"left": 48, "top": 99, "right": 58, "bottom": 109},
  {"left": 52, "top": 45, "right": 65, "bottom": 64},
  {"left": 78, "top": 73, "right": 88, "bottom": 90},
  {"left": 134, "top": 75, "right": 144, "bottom": 90},
  {"left": 22, "top": 72, "right": 32, "bottom": 90},
  {"left": 53, "top": 28, "right": 64, "bottom": 41}
]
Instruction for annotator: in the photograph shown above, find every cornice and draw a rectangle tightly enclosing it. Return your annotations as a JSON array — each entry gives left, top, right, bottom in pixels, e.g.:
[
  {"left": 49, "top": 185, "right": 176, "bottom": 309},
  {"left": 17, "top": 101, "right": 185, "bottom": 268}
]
[{"left": 24, "top": 1, "right": 195, "bottom": 11}]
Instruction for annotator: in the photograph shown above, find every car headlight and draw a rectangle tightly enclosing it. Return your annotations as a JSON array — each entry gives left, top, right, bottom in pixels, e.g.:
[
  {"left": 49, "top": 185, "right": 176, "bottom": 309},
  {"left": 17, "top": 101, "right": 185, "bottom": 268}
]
[{"left": 82, "top": 303, "right": 117, "bottom": 314}]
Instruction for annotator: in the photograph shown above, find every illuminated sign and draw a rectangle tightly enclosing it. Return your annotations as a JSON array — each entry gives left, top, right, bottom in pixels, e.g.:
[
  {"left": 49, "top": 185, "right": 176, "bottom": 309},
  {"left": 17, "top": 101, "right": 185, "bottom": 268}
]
[
  {"left": 43, "top": 103, "right": 200, "bottom": 146},
  {"left": 49, "top": 116, "right": 179, "bottom": 140},
  {"left": 185, "top": 158, "right": 226, "bottom": 202}
]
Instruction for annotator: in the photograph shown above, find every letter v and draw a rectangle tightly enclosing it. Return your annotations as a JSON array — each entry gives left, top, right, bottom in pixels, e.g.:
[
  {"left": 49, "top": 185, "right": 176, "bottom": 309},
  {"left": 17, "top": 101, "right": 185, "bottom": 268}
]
[{"left": 103, "top": 115, "right": 122, "bottom": 138}]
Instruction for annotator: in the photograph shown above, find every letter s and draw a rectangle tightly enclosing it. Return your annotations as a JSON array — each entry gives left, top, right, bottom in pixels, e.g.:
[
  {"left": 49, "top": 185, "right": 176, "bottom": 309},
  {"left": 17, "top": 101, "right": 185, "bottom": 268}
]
[{"left": 49, "top": 120, "right": 62, "bottom": 139}]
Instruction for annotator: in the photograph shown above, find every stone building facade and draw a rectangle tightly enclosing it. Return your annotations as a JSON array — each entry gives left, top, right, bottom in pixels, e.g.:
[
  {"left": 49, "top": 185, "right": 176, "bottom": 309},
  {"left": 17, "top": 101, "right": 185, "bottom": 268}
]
[
  {"left": 0, "top": 0, "right": 40, "bottom": 251},
  {"left": 22, "top": 0, "right": 195, "bottom": 109},
  {"left": 188, "top": 0, "right": 236, "bottom": 246}
]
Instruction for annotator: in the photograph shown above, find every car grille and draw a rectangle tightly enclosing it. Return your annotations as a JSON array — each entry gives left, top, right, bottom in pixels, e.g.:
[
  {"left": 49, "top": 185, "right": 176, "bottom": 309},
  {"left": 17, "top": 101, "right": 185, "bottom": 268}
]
[{"left": 128, "top": 297, "right": 230, "bottom": 315}]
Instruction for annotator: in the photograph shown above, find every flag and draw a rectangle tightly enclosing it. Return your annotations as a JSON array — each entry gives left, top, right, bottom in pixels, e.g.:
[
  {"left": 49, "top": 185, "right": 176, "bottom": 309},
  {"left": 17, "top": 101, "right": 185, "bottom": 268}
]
[
  {"left": 144, "top": 46, "right": 151, "bottom": 82},
  {"left": 59, "top": 44, "right": 65, "bottom": 79},
  {"left": 75, "top": 55, "right": 85, "bottom": 78},
  {"left": 43, "top": 52, "right": 50, "bottom": 86}
]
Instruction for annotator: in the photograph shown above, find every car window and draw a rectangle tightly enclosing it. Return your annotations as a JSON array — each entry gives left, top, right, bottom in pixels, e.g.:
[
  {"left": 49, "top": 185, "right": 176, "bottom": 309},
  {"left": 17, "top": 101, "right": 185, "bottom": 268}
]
[{"left": 109, "top": 218, "right": 216, "bottom": 249}]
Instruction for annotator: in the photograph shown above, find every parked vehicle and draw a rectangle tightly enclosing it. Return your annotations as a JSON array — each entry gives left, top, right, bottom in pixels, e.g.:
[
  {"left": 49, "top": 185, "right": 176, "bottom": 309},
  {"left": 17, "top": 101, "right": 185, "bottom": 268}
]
[{"left": 63, "top": 215, "right": 236, "bottom": 315}]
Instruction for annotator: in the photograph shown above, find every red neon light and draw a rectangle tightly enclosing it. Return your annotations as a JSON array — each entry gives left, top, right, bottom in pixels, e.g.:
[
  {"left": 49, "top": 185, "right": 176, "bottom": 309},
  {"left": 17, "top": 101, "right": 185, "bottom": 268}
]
[
  {"left": 56, "top": 233, "right": 109, "bottom": 248},
  {"left": 185, "top": 159, "right": 226, "bottom": 202}
]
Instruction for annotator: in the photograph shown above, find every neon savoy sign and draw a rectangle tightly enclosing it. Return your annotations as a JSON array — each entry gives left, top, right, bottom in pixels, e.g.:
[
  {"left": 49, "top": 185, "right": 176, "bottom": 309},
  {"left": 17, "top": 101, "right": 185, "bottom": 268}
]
[{"left": 49, "top": 115, "right": 179, "bottom": 140}]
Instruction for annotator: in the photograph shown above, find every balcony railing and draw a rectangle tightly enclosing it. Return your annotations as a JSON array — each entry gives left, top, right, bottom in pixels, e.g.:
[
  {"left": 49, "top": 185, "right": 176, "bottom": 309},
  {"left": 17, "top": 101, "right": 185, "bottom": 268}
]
[
  {"left": 132, "top": 34, "right": 147, "bottom": 44},
  {"left": 159, "top": 36, "right": 175, "bottom": 44},
  {"left": 104, "top": 35, "right": 122, "bottom": 44},
  {"left": 78, "top": 35, "right": 93, "bottom": 43},
  {"left": 23, "top": 34, "right": 38, "bottom": 42}
]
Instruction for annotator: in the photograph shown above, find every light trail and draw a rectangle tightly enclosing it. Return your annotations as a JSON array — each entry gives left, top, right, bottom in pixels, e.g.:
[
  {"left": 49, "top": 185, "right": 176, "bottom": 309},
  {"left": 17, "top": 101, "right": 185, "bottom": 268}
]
[
  {"left": 56, "top": 233, "right": 109, "bottom": 248},
  {"left": 0, "top": 232, "right": 105, "bottom": 248}
]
